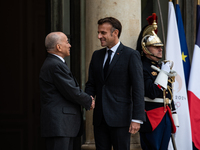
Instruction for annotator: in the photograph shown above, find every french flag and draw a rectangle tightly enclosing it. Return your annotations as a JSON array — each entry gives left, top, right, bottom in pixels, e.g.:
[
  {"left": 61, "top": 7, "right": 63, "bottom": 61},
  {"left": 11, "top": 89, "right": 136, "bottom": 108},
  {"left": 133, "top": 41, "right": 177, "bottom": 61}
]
[
  {"left": 166, "top": 2, "right": 192, "bottom": 150},
  {"left": 188, "top": 4, "right": 200, "bottom": 150}
]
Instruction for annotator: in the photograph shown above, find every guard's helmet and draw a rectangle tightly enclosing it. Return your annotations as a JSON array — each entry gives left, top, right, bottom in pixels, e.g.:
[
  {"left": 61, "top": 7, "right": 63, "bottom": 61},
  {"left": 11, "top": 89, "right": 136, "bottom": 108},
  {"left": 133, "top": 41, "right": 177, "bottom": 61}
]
[{"left": 136, "top": 13, "right": 163, "bottom": 57}]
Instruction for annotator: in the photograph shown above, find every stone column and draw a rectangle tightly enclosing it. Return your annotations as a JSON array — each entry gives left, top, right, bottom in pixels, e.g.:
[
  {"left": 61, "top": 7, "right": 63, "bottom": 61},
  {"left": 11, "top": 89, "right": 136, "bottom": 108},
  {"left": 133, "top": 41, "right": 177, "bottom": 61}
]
[
  {"left": 82, "top": 0, "right": 142, "bottom": 149},
  {"left": 50, "top": 0, "right": 63, "bottom": 31}
]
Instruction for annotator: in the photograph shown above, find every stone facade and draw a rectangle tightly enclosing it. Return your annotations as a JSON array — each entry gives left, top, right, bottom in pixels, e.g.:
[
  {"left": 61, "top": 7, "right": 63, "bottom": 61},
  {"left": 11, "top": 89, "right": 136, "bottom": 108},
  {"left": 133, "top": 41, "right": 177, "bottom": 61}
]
[{"left": 82, "top": 0, "right": 142, "bottom": 149}]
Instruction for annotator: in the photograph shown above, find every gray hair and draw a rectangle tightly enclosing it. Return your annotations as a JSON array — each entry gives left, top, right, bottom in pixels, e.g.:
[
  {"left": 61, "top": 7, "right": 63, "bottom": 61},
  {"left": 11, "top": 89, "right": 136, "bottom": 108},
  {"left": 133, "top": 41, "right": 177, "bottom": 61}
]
[{"left": 45, "top": 32, "right": 61, "bottom": 51}]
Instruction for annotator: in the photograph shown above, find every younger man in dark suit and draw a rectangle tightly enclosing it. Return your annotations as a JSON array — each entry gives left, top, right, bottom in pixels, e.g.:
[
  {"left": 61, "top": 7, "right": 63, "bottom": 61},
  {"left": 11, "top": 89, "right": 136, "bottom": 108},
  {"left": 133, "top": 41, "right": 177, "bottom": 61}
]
[
  {"left": 39, "top": 32, "right": 95, "bottom": 150},
  {"left": 85, "top": 17, "right": 145, "bottom": 150}
]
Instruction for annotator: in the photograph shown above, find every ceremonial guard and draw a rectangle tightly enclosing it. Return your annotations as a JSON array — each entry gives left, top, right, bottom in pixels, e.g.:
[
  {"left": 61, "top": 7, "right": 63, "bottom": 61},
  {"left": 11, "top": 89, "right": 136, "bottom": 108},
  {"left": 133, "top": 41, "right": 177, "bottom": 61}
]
[{"left": 136, "top": 13, "right": 179, "bottom": 150}]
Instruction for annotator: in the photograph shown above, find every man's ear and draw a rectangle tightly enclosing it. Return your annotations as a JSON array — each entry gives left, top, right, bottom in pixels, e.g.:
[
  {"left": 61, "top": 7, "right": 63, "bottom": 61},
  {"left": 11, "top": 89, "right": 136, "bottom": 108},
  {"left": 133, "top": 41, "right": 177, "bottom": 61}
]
[
  {"left": 114, "top": 29, "right": 119, "bottom": 37},
  {"left": 56, "top": 44, "right": 62, "bottom": 52}
]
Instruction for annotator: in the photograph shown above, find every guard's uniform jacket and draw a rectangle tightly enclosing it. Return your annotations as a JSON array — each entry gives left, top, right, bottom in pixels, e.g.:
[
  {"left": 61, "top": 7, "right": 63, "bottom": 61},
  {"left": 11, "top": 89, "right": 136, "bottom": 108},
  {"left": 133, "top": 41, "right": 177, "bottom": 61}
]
[{"left": 140, "top": 56, "right": 176, "bottom": 133}]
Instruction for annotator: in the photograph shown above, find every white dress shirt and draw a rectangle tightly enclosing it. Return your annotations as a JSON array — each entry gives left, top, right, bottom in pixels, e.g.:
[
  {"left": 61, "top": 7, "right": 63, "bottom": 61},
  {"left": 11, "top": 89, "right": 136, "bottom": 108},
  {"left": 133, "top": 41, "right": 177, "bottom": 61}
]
[
  {"left": 103, "top": 41, "right": 120, "bottom": 67},
  {"left": 52, "top": 54, "right": 65, "bottom": 63}
]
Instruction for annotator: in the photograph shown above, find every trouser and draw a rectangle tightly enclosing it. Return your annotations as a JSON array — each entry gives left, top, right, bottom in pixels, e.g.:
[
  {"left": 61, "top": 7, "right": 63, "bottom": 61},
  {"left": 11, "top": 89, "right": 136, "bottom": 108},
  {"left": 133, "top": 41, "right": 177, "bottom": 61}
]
[
  {"left": 140, "top": 113, "right": 172, "bottom": 150},
  {"left": 94, "top": 116, "right": 130, "bottom": 150}
]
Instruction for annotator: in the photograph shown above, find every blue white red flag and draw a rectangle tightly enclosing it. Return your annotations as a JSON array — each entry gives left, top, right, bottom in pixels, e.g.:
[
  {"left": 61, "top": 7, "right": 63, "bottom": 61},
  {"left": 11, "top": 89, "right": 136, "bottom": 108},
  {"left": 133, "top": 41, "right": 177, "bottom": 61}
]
[{"left": 188, "top": 4, "right": 200, "bottom": 150}]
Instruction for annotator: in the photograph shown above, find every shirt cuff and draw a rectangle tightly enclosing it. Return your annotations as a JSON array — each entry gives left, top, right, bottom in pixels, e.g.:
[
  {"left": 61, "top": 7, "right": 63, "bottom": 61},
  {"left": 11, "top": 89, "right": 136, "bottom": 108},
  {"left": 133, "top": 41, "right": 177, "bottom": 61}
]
[{"left": 131, "top": 119, "right": 143, "bottom": 124}]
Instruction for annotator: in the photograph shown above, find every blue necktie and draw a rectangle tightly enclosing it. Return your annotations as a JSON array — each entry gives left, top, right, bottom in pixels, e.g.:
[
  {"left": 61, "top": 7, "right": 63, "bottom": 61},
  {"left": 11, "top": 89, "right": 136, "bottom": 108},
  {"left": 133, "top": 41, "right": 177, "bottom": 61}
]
[{"left": 104, "top": 50, "right": 112, "bottom": 78}]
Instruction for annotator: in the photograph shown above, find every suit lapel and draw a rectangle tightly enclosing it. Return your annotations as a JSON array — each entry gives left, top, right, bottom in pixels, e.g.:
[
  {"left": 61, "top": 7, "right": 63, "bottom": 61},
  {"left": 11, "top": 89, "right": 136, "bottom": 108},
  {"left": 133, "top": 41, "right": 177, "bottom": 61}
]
[
  {"left": 105, "top": 43, "right": 123, "bottom": 80},
  {"left": 48, "top": 53, "right": 80, "bottom": 86}
]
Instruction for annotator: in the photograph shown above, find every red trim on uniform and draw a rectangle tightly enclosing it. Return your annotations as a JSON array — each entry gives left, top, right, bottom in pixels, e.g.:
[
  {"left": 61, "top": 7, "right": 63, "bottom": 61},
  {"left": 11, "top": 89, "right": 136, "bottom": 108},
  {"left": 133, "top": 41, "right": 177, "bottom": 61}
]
[
  {"left": 146, "top": 106, "right": 176, "bottom": 133},
  {"left": 157, "top": 84, "right": 162, "bottom": 89},
  {"left": 146, "top": 107, "right": 166, "bottom": 131},
  {"left": 166, "top": 106, "right": 176, "bottom": 133}
]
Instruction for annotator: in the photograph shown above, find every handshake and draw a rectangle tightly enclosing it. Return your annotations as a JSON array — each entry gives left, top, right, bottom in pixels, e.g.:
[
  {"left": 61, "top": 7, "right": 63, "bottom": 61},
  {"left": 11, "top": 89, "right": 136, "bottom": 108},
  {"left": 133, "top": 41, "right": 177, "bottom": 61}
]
[{"left": 90, "top": 96, "right": 95, "bottom": 110}]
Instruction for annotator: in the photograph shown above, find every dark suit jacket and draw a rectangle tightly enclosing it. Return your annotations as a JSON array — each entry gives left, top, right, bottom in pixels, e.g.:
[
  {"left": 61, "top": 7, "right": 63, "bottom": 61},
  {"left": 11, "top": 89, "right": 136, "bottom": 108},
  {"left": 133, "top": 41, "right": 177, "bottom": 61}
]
[
  {"left": 85, "top": 43, "right": 145, "bottom": 127},
  {"left": 39, "top": 53, "right": 92, "bottom": 137}
]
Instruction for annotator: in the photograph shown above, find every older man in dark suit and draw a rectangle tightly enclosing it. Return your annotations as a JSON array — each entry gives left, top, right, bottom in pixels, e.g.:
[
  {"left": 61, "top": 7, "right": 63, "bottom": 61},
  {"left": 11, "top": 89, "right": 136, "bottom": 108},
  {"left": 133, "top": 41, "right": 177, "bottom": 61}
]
[
  {"left": 85, "top": 17, "right": 145, "bottom": 150},
  {"left": 39, "top": 32, "right": 95, "bottom": 150}
]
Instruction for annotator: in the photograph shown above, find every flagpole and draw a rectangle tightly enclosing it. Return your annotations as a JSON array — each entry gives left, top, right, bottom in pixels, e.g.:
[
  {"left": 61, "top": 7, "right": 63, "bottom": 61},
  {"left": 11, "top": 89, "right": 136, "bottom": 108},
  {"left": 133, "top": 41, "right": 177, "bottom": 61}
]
[
  {"left": 176, "top": 0, "right": 179, "bottom": 4},
  {"left": 157, "top": 0, "right": 166, "bottom": 50},
  {"left": 198, "top": 0, "right": 200, "bottom": 5}
]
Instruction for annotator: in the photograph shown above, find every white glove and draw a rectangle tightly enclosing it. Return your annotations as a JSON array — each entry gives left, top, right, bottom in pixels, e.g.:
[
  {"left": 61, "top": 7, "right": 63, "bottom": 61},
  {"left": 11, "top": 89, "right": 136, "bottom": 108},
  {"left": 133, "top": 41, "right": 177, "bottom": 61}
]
[{"left": 161, "top": 62, "right": 170, "bottom": 73}]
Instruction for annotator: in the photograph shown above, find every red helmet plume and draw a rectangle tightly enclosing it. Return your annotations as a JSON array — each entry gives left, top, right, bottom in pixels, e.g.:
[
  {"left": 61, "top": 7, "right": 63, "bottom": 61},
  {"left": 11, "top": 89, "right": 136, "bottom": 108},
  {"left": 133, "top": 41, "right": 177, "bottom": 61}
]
[{"left": 146, "top": 13, "right": 158, "bottom": 34}]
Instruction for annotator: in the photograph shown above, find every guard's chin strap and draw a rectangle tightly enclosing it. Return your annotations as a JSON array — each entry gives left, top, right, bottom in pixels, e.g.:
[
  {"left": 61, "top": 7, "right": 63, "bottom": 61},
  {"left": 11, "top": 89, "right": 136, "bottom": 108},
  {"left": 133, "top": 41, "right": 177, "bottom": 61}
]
[
  {"left": 147, "top": 53, "right": 162, "bottom": 59},
  {"left": 152, "top": 54, "right": 162, "bottom": 59}
]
